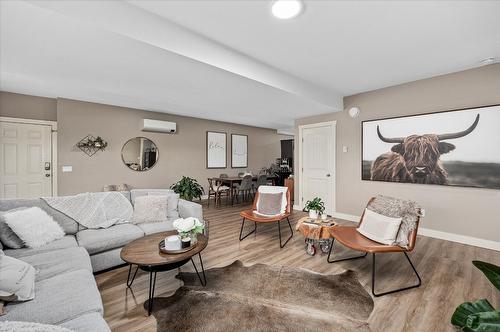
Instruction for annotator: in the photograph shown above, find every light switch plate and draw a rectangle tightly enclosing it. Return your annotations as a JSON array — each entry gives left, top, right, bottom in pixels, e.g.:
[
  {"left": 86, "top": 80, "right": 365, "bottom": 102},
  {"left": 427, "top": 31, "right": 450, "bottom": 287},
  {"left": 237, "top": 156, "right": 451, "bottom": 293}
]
[
  {"left": 62, "top": 165, "right": 73, "bottom": 173},
  {"left": 342, "top": 146, "right": 348, "bottom": 153}
]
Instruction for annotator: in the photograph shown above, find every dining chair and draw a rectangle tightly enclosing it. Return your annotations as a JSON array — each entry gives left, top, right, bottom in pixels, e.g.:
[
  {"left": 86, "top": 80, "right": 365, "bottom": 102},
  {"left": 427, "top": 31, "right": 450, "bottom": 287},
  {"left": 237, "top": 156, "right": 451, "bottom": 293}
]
[
  {"left": 207, "top": 178, "right": 230, "bottom": 207},
  {"left": 327, "top": 196, "right": 422, "bottom": 297},
  {"left": 219, "top": 173, "right": 228, "bottom": 178},
  {"left": 253, "top": 174, "right": 268, "bottom": 192},
  {"left": 234, "top": 175, "right": 253, "bottom": 203},
  {"left": 239, "top": 186, "right": 292, "bottom": 248}
]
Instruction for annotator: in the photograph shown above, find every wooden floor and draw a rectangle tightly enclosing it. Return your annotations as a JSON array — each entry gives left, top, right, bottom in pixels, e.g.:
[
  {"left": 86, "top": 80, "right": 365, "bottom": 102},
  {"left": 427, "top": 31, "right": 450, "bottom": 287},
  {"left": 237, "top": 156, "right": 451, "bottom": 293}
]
[{"left": 96, "top": 201, "right": 500, "bottom": 332}]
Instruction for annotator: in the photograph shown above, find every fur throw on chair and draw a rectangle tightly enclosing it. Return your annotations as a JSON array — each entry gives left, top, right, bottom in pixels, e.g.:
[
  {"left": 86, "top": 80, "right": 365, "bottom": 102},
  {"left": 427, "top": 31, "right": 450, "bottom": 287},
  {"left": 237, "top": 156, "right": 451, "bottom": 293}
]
[{"left": 367, "top": 195, "right": 420, "bottom": 248}]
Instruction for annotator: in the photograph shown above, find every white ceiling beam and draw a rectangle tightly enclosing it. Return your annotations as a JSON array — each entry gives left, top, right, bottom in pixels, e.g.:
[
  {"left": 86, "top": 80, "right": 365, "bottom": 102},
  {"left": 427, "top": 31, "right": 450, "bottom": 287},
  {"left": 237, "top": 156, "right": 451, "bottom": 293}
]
[{"left": 26, "top": 0, "right": 343, "bottom": 111}]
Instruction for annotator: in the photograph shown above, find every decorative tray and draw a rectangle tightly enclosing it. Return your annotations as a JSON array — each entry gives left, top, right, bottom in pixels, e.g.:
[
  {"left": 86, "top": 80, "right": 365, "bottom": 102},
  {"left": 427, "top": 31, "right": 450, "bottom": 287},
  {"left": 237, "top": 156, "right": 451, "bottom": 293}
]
[
  {"left": 159, "top": 237, "right": 196, "bottom": 254},
  {"left": 302, "top": 218, "right": 336, "bottom": 227}
]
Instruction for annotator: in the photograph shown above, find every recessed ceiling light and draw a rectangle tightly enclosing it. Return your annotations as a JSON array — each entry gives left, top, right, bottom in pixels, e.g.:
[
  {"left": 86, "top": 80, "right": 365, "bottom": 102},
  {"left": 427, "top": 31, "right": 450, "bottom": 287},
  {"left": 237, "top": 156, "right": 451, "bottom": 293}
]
[
  {"left": 272, "top": 0, "right": 303, "bottom": 20},
  {"left": 478, "top": 57, "right": 497, "bottom": 66}
]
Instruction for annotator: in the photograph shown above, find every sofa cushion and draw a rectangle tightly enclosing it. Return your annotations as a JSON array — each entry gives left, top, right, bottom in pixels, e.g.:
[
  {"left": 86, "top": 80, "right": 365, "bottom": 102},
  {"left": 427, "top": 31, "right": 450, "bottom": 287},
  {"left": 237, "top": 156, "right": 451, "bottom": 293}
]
[
  {"left": 59, "top": 312, "right": 110, "bottom": 332},
  {"left": 76, "top": 224, "right": 144, "bottom": 255},
  {"left": 20, "top": 247, "right": 92, "bottom": 282},
  {"left": 148, "top": 192, "right": 180, "bottom": 219},
  {"left": 130, "top": 189, "right": 174, "bottom": 205},
  {"left": 90, "top": 248, "right": 124, "bottom": 273},
  {"left": 3, "top": 235, "right": 78, "bottom": 259},
  {"left": 0, "top": 269, "right": 103, "bottom": 325},
  {"left": 0, "top": 198, "right": 79, "bottom": 235},
  {"left": 137, "top": 219, "right": 175, "bottom": 235},
  {"left": 0, "top": 255, "right": 36, "bottom": 301}
]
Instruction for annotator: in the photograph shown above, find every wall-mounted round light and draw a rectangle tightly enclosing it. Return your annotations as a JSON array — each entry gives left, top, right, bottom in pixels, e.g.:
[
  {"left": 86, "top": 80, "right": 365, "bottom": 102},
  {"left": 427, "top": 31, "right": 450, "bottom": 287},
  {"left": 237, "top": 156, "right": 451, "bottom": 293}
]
[
  {"left": 272, "top": 0, "right": 303, "bottom": 19},
  {"left": 348, "top": 107, "right": 361, "bottom": 118}
]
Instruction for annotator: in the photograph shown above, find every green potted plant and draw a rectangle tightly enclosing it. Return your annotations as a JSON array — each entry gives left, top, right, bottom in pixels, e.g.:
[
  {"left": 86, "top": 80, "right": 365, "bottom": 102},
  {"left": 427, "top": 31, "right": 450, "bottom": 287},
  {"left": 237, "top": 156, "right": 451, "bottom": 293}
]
[
  {"left": 451, "top": 260, "right": 500, "bottom": 331},
  {"left": 170, "top": 176, "right": 205, "bottom": 201},
  {"left": 304, "top": 197, "right": 325, "bottom": 219}
]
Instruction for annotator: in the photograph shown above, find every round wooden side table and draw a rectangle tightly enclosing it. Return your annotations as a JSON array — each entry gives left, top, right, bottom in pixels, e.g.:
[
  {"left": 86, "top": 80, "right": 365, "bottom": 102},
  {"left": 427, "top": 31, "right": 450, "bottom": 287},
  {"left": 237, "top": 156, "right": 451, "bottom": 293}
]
[{"left": 296, "top": 217, "right": 337, "bottom": 256}]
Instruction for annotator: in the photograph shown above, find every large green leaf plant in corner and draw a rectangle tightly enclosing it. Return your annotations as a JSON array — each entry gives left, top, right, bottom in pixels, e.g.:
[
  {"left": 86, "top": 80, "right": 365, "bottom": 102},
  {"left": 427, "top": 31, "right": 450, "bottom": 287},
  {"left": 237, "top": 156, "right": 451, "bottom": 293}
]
[{"left": 451, "top": 261, "right": 500, "bottom": 332}]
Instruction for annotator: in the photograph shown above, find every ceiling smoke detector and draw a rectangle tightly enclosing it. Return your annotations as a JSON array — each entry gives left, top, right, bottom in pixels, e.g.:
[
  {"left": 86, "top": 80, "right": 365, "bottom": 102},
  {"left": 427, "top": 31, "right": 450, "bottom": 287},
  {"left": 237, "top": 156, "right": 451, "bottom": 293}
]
[
  {"left": 478, "top": 57, "right": 497, "bottom": 66},
  {"left": 271, "top": 0, "right": 304, "bottom": 19}
]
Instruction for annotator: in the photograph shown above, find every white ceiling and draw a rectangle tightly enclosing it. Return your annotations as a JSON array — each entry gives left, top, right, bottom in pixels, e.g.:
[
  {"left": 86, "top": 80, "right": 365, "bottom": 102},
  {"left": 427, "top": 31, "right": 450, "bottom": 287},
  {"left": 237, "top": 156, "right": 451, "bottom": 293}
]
[
  {"left": 1, "top": 1, "right": 499, "bottom": 130},
  {"left": 132, "top": 0, "right": 500, "bottom": 95}
]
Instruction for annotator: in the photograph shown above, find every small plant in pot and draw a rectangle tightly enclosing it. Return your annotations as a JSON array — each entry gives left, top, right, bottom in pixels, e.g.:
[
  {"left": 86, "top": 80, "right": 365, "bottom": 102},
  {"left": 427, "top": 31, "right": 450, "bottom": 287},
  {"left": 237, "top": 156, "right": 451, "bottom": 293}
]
[
  {"left": 451, "top": 260, "right": 500, "bottom": 331},
  {"left": 304, "top": 197, "right": 325, "bottom": 220},
  {"left": 171, "top": 176, "right": 204, "bottom": 201}
]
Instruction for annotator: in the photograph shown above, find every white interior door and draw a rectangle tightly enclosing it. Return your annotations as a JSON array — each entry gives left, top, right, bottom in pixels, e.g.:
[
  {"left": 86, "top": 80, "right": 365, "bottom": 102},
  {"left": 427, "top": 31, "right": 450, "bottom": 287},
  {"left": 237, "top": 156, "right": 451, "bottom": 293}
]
[
  {"left": 0, "top": 121, "right": 53, "bottom": 199},
  {"left": 301, "top": 122, "right": 335, "bottom": 215}
]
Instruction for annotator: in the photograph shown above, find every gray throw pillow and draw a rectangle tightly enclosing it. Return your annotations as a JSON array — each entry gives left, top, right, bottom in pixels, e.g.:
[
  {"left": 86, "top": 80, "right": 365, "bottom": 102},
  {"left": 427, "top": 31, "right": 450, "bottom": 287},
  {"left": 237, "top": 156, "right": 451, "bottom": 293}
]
[
  {"left": 0, "top": 210, "right": 24, "bottom": 249},
  {"left": 256, "top": 193, "right": 284, "bottom": 216},
  {"left": 0, "top": 255, "right": 36, "bottom": 301}
]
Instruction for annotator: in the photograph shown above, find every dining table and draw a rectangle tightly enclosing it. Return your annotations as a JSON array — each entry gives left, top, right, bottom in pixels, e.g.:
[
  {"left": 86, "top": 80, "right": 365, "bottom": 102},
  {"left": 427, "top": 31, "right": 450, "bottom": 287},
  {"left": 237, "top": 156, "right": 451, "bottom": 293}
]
[{"left": 210, "top": 175, "right": 278, "bottom": 205}]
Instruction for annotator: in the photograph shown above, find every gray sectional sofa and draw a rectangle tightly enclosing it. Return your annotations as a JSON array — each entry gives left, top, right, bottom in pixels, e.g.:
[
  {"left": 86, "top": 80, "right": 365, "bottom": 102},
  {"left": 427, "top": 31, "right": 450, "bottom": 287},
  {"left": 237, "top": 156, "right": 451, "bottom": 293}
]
[{"left": 0, "top": 189, "right": 204, "bottom": 331}]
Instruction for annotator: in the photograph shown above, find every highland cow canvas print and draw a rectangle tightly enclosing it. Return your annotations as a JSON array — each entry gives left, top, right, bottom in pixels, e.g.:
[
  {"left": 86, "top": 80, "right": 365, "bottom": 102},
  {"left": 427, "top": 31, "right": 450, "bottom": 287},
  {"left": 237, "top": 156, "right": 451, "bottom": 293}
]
[{"left": 362, "top": 105, "right": 500, "bottom": 189}]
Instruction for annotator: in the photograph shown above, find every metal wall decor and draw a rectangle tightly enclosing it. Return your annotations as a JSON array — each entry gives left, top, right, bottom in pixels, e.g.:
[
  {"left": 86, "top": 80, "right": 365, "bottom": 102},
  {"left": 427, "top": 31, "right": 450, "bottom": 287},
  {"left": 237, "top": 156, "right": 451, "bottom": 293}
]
[{"left": 76, "top": 135, "right": 108, "bottom": 157}]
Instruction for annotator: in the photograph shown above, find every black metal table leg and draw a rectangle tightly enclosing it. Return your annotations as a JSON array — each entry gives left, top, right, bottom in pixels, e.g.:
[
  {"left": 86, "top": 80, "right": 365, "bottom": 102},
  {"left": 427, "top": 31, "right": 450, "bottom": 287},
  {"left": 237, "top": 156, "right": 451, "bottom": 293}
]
[
  {"left": 126, "top": 264, "right": 139, "bottom": 288},
  {"left": 190, "top": 253, "right": 207, "bottom": 286},
  {"left": 327, "top": 238, "right": 367, "bottom": 263},
  {"left": 147, "top": 270, "right": 157, "bottom": 315}
]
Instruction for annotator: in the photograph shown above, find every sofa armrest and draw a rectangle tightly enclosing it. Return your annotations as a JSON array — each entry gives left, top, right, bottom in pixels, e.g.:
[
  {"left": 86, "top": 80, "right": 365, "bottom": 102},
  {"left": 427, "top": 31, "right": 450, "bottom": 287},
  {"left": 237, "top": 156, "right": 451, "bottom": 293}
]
[{"left": 178, "top": 199, "right": 203, "bottom": 221}]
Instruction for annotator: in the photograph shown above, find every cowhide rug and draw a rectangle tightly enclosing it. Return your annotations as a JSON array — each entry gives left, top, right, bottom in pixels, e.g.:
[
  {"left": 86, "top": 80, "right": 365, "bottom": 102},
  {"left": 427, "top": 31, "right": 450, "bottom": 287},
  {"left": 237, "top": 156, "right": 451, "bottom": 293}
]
[{"left": 150, "top": 261, "right": 374, "bottom": 331}]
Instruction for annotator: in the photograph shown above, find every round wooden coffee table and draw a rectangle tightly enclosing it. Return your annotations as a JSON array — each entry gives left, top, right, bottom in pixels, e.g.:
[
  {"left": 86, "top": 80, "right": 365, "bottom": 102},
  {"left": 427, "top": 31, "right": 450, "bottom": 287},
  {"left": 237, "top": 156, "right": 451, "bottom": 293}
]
[{"left": 120, "top": 231, "right": 208, "bottom": 315}]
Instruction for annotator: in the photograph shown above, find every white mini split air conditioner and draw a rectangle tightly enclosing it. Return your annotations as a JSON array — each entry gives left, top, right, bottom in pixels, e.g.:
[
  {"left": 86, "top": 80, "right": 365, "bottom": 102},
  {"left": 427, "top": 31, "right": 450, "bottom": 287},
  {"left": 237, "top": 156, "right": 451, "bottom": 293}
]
[{"left": 141, "top": 119, "right": 177, "bottom": 133}]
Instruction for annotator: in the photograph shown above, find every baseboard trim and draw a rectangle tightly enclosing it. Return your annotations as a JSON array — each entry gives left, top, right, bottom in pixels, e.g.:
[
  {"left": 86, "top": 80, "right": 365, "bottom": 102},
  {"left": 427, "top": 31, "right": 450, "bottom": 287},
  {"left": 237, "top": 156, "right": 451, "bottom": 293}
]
[
  {"left": 332, "top": 212, "right": 359, "bottom": 222},
  {"left": 331, "top": 212, "right": 500, "bottom": 251}
]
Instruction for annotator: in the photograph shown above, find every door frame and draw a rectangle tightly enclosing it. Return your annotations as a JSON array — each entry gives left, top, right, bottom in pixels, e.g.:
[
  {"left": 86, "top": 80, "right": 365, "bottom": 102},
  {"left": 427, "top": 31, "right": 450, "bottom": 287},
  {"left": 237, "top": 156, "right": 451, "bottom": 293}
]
[
  {"left": 0, "top": 116, "right": 58, "bottom": 197},
  {"left": 298, "top": 120, "right": 336, "bottom": 214}
]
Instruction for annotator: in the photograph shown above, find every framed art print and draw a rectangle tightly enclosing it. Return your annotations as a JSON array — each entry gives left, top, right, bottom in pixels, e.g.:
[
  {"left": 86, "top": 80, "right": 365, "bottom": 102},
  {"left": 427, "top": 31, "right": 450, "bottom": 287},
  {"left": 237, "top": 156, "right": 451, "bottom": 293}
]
[
  {"left": 231, "top": 134, "right": 248, "bottom": 168},
  {"left": 206, "top": 131, "right": 227, "bottom": 169},
  {"left": 362, "top": 104, "right": 500, "bottom": 189}
]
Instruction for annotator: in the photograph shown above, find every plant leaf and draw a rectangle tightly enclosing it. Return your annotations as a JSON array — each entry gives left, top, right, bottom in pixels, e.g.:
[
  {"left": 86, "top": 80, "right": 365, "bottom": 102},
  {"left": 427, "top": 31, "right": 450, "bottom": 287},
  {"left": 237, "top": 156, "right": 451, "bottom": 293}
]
[
  {"left": 452, "top": 299, "right": 495, "bottom": 328},
  {"left": 463, "top": 311, "right": 500, "bottom": 332},
  {"left": 473, "top": 261, "right": 500, "bottom": 291}
]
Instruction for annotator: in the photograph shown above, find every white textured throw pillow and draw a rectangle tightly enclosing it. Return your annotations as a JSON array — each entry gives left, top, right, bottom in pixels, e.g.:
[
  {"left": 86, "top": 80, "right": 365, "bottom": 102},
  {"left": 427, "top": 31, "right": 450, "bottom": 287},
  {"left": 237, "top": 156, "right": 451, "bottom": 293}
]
[
  {"left": 3, "top": 207, "right": 65, "bottom": 248},
  {"left": 357, "top": 208, "right": 402, "bottom": 245},
  {"left": 133, "top": 195, "right": 168, "bottom": 224},
  {"left": 0, "top": 255, "right": 36, "bottom": 301}
]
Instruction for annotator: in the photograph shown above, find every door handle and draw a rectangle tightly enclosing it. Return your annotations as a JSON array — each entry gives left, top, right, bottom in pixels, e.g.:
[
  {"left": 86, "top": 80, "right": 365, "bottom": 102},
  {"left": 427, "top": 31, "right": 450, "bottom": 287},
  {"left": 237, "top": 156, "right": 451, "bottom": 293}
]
[
  {"left": 326, "top": 174, "right": 331, "bottom": 177},
  {"left": 45, "top": 162, "right": 51, "bottom": 171}
]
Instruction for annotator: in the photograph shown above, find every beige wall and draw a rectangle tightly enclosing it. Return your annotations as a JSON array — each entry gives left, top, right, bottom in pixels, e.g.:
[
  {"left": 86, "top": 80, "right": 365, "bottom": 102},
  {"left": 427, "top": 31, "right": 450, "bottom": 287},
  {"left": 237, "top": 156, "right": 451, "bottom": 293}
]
[
  {"left": 57, "top": 98, "right": 289, "bottom": 196},
  {"left": 295, "top": 64, "right": 500, "bottom": 243},
  {"left": 0, "top": 91, "right": 57, "bottom": 121}
]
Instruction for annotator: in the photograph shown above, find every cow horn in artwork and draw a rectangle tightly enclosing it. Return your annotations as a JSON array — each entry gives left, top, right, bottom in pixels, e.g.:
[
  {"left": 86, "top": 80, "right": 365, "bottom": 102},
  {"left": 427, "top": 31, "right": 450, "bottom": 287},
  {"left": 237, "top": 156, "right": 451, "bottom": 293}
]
[
  {"left": 376, "top": 125, "right": 404, "bottom": 143},
  {"left": 437, "top": 114, "right": 480, "bottom": 141}
]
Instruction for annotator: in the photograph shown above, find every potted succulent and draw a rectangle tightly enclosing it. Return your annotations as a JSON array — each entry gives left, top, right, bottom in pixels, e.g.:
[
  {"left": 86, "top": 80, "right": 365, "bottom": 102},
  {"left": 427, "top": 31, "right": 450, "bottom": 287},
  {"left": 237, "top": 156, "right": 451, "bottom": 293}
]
[
  {"left": 173, "top": 217, "right": 205, "bottom": 248},
  {"left": 304, "top": 197, "right": 325, "bottom": 219},
  {"left": 170, "top": 176, "right": 204, "bottom": 201}
]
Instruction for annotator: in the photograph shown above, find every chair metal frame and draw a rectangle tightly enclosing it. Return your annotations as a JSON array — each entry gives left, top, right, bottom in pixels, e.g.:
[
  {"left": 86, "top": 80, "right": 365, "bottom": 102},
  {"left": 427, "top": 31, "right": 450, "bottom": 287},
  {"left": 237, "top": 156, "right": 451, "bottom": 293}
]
[{"left": 327, "top": 197, "right": 422, "bottom": 297}]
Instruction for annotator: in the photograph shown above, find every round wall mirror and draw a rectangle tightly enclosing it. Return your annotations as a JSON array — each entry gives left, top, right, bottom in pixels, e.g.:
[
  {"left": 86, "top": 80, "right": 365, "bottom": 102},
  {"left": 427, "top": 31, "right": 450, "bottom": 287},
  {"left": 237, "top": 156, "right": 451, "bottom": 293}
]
[{"left": 121, "top": 137, "right": 159, "bottom": 171}]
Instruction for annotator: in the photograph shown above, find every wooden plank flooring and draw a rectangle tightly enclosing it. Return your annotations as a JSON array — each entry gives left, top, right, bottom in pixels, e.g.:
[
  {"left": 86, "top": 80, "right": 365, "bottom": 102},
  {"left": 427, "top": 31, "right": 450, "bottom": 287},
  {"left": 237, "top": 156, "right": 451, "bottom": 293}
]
[{"left": 96, "top": 202, "right": 500, "bottom": 332}]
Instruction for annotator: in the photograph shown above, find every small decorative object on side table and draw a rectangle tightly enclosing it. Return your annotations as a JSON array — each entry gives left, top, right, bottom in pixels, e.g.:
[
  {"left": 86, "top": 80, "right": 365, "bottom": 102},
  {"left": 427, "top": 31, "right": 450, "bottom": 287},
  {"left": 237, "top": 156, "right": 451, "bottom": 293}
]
[
  {"left": 296, "top": 216, "right": 337, "bottom": 256},
  {"left": 172, "top": 217, "right": 205, "bottom": 248}
]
